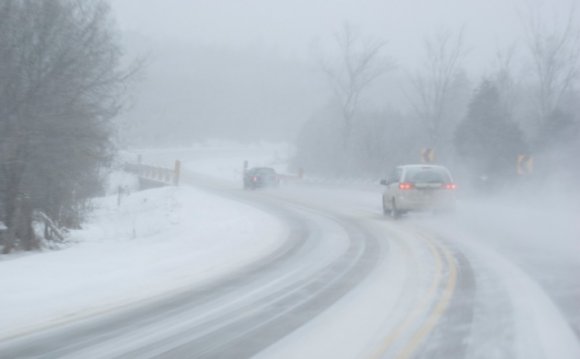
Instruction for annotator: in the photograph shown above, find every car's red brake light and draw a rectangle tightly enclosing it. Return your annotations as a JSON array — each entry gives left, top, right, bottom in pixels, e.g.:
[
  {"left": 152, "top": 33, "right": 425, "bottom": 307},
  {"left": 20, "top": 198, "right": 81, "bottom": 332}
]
[
  {"left": 442, "top": 183, "right": 457, "bottom": 190},
  {"left": 399, "top": 182, "right": 414, "bottom": 190},
  {"left": 252, "top": 176, "right": 258, "bottom": 182}
]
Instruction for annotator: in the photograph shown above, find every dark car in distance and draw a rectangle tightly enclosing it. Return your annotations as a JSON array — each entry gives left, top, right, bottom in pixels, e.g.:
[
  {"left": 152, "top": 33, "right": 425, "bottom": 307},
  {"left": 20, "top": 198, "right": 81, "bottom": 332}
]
[{"left": 243, "top": 167, "right": 280, "bottom": 190}]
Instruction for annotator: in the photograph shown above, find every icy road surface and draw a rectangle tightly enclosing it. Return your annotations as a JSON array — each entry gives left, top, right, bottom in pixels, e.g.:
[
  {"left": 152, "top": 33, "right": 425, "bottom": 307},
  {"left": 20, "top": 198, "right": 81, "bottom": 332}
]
[{"left": 0, "top": 143, "right": 578, "bottom": 358}]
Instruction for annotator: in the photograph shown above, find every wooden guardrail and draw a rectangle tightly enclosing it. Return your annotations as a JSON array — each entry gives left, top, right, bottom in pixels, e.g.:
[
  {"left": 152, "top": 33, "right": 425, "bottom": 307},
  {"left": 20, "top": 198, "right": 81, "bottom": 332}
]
[
  {"left": 124, "top": 160, "right": 181, "bottom": 188},
  {"left": 277, "top": 173, "right": 303, "bottom": 184}
]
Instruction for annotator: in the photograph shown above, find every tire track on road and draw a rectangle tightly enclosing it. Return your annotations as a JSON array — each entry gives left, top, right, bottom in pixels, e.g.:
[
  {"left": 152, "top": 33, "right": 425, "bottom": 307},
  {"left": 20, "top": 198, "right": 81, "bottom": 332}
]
[{"left": 0, "top": 174, "right": 383, "bottom": 359}]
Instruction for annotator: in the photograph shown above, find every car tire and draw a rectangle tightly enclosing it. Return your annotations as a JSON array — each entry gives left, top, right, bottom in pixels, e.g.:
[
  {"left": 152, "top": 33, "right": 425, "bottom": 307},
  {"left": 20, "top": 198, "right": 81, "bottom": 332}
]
[
  {"left": 391, "top": 199, "right": 401, "bottom": 220},
  {"left": 382, "top": 198, "right": 390, "bottom": 216}
]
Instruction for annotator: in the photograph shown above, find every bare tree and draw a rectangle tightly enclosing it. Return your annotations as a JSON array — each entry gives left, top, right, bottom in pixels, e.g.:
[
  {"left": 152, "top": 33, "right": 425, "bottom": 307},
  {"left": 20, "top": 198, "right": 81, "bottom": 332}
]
[
  {"left": 409, "top": 29, "right": 468, "bottom": 149},
  {"left": 522, "top": 1, "right": 580, "bottom": 126},
  {"left": 0, "top": 0, "right": 133, "bottom": 253},
  {"left": 320, "top": 23, "right": 394, "bottom": 146}
]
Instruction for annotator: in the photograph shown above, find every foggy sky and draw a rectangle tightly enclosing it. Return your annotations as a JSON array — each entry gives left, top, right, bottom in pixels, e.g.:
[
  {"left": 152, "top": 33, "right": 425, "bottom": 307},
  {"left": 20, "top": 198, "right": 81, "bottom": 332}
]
[
  {"left": 114, "top": 0, "right": 577, "bottom": 69},
  {"left": 112, "top": 0, "right": 578, "bottom": 144}
]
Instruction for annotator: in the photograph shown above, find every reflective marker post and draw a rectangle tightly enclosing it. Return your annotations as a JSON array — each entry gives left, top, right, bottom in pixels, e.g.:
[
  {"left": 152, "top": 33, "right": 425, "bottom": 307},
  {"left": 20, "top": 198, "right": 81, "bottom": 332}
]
[{"left": 174, "top": 160, "right": 181, "bottom": 186}]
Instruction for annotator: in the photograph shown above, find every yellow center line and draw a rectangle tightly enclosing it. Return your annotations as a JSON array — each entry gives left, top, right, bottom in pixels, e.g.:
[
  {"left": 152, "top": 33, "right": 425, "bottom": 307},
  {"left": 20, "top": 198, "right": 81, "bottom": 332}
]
[
  {"left": 219, "top": 188, "right": 458, "bottom": 358},
  {"left": 395, "top": 235, "right": 458, "bottom": 359},
  {"left": 368, "top": 233, "right": 444, "bottom": 359}
]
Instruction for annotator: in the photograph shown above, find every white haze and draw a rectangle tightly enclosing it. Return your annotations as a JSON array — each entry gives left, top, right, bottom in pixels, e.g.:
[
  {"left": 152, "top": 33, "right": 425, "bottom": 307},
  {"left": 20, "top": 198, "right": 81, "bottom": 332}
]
[
  {"left": 111, "top": 0, "right": 580, "bottom": 329},
  {"left": 0, "top": 1, "right": 578, "bottom": 358},
  {"left": 112, "top": 0, "right": 578, "bottom": 145}
]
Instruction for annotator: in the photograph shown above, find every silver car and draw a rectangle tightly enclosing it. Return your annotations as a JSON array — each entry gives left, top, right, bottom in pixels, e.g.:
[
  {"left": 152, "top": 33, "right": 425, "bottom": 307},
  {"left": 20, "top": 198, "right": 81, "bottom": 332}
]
[{"left": 380, "top": 165, "right": 456, "bottom": 218}]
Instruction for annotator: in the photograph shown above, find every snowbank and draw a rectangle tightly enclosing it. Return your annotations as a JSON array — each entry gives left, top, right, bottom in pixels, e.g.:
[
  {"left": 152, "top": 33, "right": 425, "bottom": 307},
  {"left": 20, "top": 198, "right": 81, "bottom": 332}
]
[{"left": 0, "top": 186, "right": 285, "bottom": 339}]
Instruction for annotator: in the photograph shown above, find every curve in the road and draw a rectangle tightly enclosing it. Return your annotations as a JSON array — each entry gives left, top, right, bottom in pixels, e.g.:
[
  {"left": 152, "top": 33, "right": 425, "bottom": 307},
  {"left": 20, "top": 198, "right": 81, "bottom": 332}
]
[{"left": 0, "top": 177, "right": 383, "bottom": 359}]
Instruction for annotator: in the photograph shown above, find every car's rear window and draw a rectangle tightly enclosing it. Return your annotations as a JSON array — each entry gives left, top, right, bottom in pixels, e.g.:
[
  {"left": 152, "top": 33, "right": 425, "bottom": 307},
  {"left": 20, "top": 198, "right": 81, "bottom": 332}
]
[{"left": 404, "top": 167, "right": 451, "bottom": 183}]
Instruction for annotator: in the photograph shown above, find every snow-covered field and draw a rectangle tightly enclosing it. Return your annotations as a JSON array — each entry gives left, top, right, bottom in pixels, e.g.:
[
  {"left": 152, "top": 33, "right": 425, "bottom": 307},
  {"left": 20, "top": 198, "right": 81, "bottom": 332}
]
[{"left": 0, "top": 184, "right": 284, "bottom": 339}]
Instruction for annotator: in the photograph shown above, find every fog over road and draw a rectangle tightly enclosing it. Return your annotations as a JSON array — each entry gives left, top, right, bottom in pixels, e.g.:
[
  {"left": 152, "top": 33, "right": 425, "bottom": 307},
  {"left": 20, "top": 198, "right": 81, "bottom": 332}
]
[
  {"left": 1, "top": 152, "right": 577, "bottom": 358},
  {"left": 1, "top": 0, "right": 579, "bottom": 357}
]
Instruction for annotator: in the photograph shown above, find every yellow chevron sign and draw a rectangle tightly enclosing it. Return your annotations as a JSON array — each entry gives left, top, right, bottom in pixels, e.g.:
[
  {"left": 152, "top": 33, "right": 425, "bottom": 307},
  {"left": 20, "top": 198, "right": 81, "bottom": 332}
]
[
  {"left": 517, "top": 155, "right": 533, "bottom": 175},
  {"left": 421, "top": 148, "right": 435, "bottom": 163}
]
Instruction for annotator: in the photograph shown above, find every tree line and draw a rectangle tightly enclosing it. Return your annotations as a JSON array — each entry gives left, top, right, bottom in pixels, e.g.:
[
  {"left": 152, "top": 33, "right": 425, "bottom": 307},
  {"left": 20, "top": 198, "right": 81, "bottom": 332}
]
[
  {"left": 295, "top": 7, "right": 580, "bottom": 190},
  {"left": 0, "top": 0, "right": 130, "bottom": 253}
]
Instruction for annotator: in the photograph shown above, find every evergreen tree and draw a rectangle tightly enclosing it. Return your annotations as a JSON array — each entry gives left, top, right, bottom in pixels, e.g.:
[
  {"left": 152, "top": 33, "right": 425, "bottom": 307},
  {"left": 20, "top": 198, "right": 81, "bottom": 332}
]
[
  {"left": 534, "top": 109, "right": 580, "bottom": 178},
  {"left": 455, "top": 80, "right": 528, "bottom": 185}
]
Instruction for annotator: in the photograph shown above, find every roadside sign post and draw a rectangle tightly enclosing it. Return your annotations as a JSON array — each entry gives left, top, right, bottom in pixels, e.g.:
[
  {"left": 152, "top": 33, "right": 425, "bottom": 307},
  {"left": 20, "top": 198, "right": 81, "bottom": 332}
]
[{"left": 174, "top": 160, "right": 181, "bottom": 186}]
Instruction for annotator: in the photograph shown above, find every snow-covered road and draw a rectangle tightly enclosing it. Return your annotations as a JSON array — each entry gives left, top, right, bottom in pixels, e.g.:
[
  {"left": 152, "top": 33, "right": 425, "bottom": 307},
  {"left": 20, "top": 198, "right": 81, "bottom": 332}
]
[
  {"left": 261, "top": 184, "right": 580, "bottom": 359},
  {"left": 0, "top": 172, "right": 385, "bottom": 358},
  {"left": 1, "top": 143, "right": 578, "bottom": 358}
]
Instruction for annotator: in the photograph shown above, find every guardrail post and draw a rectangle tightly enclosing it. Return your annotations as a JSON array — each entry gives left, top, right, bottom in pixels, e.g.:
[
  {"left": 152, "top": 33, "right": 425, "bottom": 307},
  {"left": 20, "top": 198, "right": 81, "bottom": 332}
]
[{"left": 174, "top": 160, "right": 181, "bottom": 186}]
